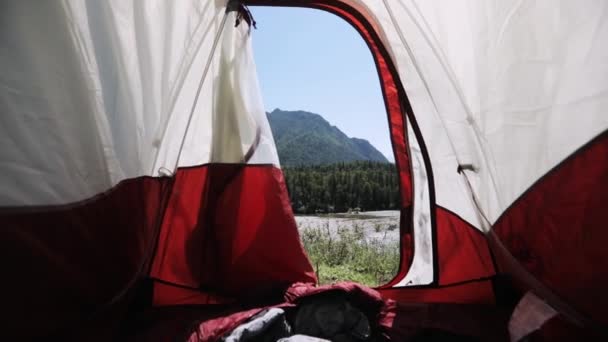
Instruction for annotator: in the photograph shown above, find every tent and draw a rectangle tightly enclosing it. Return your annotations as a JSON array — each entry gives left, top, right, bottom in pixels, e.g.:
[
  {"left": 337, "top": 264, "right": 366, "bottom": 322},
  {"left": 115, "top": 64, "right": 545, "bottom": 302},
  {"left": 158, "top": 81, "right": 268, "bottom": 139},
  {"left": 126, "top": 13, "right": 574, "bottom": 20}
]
[{"left": 1, "top": 0, "right": 606, "bottom": 340}]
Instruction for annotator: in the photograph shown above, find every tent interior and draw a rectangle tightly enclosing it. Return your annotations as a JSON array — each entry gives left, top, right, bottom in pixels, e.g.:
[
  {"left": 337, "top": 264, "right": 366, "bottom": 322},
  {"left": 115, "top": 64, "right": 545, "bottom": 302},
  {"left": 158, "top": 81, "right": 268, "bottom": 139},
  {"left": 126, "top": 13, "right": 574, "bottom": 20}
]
[{"left": 1, "top": 0, "right": 607, "bottom": 340}]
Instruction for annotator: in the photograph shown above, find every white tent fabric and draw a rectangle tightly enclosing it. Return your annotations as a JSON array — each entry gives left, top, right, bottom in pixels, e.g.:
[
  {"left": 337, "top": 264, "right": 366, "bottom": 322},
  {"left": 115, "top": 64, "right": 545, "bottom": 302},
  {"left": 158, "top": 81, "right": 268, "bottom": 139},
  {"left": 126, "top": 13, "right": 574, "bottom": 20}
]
[
  {"left": 359, "top": 0, "right": 608, "bottom": 229},
  {"left": 0, "top": 0, "right": 277, "bottom": 206},
  {"left": 396, "top": 119, "right": 433, "bottom": 286},
  {"left": 331, "top": 0, "right": 608, "bottom": 286}
]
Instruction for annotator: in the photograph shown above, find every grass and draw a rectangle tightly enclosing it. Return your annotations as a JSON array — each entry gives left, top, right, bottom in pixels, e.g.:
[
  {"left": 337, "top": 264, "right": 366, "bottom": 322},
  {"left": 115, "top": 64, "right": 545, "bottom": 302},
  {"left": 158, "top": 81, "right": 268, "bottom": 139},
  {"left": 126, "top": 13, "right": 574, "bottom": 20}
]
[{"left": 300, "top": 221, "right": 400, "bottom": 287}]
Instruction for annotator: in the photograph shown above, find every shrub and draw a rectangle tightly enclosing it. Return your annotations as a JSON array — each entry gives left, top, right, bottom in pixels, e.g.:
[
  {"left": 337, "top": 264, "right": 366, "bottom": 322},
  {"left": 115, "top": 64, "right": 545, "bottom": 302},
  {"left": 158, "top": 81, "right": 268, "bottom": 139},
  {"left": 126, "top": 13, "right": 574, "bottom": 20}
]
[{"left": 300, "top": 221, "right": 399, "bottom": 286}]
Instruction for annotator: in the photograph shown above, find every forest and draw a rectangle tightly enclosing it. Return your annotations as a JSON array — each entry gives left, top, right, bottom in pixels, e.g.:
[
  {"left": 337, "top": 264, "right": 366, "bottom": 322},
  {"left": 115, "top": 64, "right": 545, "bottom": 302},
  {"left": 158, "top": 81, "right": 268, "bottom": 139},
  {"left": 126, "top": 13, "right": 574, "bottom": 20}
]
[{"left": 283, "top": 161, "right": 400, "bottom": 214}]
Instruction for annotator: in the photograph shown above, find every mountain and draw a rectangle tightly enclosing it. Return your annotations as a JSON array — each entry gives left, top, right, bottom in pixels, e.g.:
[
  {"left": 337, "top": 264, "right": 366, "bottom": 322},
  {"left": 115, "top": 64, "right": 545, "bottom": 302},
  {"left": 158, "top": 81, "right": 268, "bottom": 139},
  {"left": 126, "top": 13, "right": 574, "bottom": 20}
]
[{"left": 267, "top": 108, "right": 389, "bottom": 166}]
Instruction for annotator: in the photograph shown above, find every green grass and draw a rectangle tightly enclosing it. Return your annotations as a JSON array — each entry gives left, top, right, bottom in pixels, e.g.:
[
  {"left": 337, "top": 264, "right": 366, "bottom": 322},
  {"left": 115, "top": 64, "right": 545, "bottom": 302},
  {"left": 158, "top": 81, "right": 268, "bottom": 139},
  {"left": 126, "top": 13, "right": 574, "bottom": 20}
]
[{"left": 300, "top": 222, "right": 399, "bottom": 287}]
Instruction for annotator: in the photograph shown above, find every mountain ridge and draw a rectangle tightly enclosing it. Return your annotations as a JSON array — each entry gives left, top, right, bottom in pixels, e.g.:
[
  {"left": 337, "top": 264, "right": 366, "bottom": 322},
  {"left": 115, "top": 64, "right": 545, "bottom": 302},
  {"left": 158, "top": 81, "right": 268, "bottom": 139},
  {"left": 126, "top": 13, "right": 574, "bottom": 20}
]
[{"left": 267, "top": 108, "right": 389, "bottom": 166}]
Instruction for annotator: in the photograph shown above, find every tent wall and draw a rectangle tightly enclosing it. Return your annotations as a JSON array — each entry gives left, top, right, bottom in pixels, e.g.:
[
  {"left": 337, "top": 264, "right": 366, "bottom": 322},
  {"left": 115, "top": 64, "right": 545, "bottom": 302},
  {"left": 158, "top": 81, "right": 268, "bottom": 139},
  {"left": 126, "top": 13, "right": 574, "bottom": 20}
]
[
  {"left": 150, "top": 164, "right": 316, "bottom": 305},
  {"left": 357, "top": 0, "right": 608, "bottom": 327},
  {"left": 359, "top": 0, "right": 608, "bottom": 227},
  {"left": 1, "top": 0, "right": 281, "bottom": 207},
  {"left": 0, "top": 0, "right": 314, "bottom": 338},
  {"left": 492, "top": 131, "right": 608, "bottom": 326},
  {"left": 1, "top": 0, "right": 224, "bottom": 206},
  {"left": 148, "top": 4, "right": 316, "bottom": 303},
  {"left": 1, "top": 177, "right": 169, "bottom": 338},
  {"left": 322, "top": 0, "right": 608, "bottom": 327}
]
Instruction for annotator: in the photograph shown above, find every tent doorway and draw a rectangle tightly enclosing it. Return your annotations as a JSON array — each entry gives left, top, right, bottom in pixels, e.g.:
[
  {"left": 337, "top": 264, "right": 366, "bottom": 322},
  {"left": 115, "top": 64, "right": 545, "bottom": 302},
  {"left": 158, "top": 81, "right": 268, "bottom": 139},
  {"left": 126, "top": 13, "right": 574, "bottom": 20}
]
[{"left": 251, "top": 6, "right": 401, "bottom": 287}]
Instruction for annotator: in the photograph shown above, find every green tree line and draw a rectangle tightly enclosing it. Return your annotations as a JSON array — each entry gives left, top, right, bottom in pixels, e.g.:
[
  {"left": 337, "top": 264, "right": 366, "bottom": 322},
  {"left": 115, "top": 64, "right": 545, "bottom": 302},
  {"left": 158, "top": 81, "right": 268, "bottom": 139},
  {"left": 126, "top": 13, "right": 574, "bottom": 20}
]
[{"left": 283, "top": 161, "right": 400, "bottom": 214}]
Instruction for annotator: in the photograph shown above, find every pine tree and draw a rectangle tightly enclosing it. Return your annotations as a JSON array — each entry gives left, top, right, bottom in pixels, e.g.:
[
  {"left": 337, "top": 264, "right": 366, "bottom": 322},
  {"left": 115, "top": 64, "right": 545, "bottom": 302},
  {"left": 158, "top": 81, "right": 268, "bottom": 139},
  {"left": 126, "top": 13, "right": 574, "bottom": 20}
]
[{"left": 282, "top": 161, "right": 399, "bottom": 213}]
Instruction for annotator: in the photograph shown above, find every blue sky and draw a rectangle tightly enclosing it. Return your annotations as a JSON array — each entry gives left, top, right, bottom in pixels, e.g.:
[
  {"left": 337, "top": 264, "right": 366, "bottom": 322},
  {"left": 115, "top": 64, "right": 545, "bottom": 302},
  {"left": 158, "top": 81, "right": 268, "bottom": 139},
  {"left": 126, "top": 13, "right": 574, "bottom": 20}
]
[{"left": 250, "top": 6, "right": 394, "bottom": 162}]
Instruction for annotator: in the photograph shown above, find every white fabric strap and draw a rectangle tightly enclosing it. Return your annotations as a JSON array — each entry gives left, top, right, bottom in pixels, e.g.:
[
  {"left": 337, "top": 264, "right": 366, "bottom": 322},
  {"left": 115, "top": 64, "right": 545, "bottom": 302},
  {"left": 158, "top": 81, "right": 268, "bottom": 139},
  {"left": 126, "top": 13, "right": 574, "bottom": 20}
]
[{"left": 508, "top": 292, "right": 558, "bottom": 342}]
